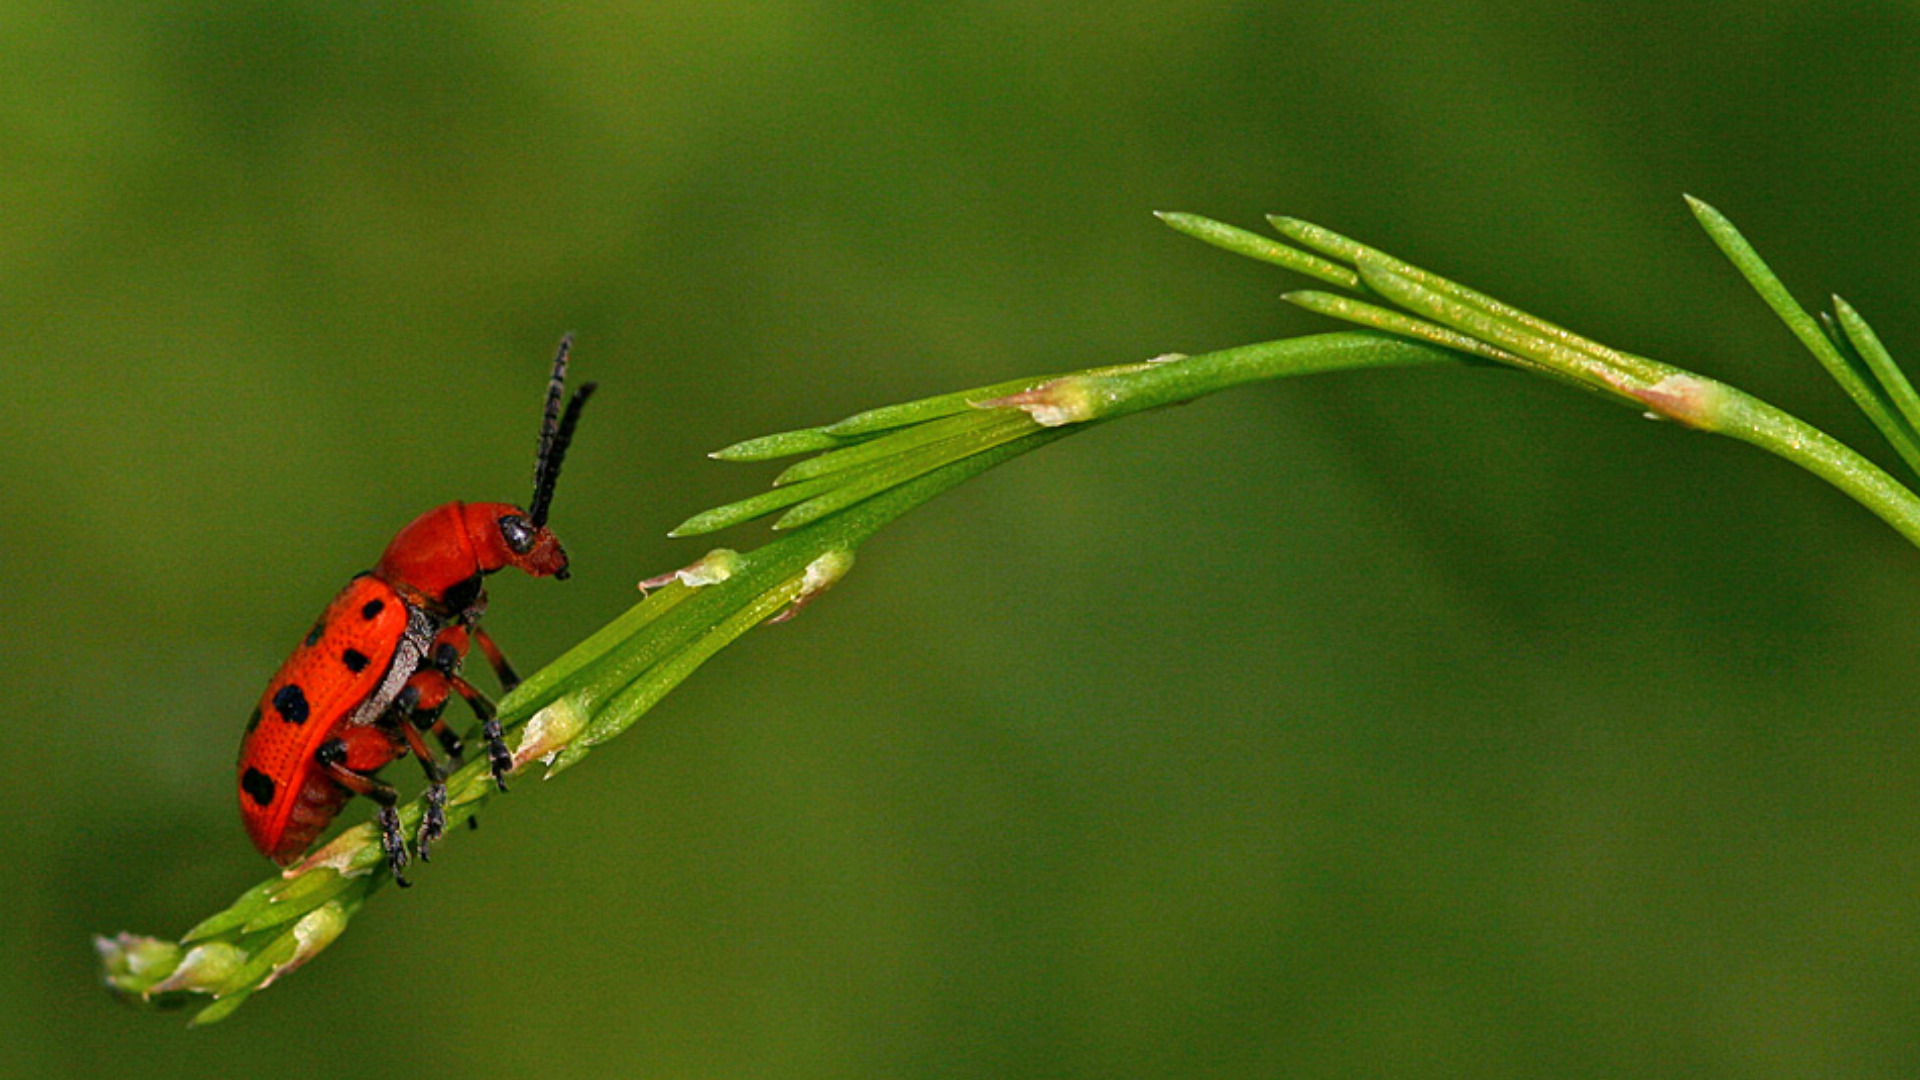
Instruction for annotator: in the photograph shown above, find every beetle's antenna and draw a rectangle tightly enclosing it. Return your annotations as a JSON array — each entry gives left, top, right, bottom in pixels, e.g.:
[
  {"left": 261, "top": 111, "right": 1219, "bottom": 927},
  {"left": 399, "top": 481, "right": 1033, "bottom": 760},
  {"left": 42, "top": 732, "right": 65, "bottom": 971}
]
[
  {"left": 529, "top": 335, "right": 595, "bottom": 528},
  {"left": 533, "top": 335, "right": 572, "bottom": 491}
]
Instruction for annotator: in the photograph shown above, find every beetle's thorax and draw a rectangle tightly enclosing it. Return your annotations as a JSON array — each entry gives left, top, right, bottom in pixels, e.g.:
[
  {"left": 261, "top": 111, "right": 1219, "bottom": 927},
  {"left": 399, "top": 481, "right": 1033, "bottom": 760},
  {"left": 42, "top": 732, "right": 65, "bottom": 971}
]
[{"left": 374, "top": 500, "right": 570, "bottom": 614}]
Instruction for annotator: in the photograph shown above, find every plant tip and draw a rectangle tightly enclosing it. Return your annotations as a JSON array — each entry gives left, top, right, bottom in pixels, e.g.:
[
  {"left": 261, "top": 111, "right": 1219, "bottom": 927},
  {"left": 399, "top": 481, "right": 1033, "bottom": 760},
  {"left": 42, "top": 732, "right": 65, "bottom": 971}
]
[{"left": 1683, "top": 193, "right": 1723, "bottom": 221}]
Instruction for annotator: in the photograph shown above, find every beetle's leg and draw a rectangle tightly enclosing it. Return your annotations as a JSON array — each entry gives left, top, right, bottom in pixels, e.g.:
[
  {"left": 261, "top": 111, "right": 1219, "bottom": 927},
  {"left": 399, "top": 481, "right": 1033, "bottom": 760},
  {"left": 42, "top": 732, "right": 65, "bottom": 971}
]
[
  {"left": 454, "top": 674, "right": 512, "bottom": 792},
  {"left": 403, "top": 666, "right": 467, "bottom": 765},
  {"left": 394, "top": 668, "right": 484, "bottom": 836},
  {"left": 432, "top": 639, "right": 513, "bottom": 792},
  {"left": 411, "top": 698, "right": 481, "bottom": 831},
  {"left": 424, "top": 710, "right": 466, "bottom": 765},
  {"left": 395, "top": 710, "right": 450, "bottom": 860},
  {"left": 386, "top": 674, "right": 466, "bottom": 857},
  {"left": 470, "top": 623, "right": 521, "bottom": 692},
  {"left": 380, "top": 683, "right": 454, "bottom": 858},
  {"left": 316, "top": 738, "right": 410, "bottom": 888}
]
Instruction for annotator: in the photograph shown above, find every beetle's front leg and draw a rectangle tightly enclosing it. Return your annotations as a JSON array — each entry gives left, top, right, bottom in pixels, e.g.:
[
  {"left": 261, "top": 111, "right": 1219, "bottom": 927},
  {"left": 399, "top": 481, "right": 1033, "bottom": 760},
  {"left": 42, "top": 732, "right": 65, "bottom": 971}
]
[
  {"left": 469, "top": 623, "right": 521, "bottom": 692},
  {"left": 431, "top": 639, "right": 513, "bottom": 792}
]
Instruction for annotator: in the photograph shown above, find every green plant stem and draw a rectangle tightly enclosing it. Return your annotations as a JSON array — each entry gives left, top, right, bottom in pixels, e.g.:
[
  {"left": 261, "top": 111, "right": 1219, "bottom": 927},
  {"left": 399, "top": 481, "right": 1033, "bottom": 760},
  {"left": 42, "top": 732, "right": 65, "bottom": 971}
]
[
  {"left": 1018, "top": 332, "right": 1460, "bottom": 421},
  {"left": 102, "top": 206, "right": 1920, "bottom": 1025},
  {"left": 1167, "top": 210, "right": 1920, "bottom": 550},
  {"left": 1695, "top": 379, "right": 1920, "bottom": 546}
]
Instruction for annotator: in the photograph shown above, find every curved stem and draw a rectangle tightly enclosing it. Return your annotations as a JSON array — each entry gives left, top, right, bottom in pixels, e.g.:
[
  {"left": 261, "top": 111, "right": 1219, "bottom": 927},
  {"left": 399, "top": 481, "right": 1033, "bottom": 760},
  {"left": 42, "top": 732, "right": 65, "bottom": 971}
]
[
  {"left": 1707, "top": 381, "right": 1920, "bottom": 546},
  {"left": 101, "top": 311, "right": 1920, "bottom": 1022}
]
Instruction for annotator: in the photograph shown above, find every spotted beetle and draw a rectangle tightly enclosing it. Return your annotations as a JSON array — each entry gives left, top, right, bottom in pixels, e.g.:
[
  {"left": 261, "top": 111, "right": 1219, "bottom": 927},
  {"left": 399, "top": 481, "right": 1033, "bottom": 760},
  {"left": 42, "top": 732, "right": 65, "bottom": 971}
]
[{"left": 236, "top": 338, "right": 595, "bottom": 886}]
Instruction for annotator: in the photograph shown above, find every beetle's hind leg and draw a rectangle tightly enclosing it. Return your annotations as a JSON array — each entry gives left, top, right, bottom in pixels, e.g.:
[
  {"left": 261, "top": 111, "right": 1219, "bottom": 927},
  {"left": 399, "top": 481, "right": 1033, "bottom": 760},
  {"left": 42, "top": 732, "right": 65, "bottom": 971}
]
[{"left": 316, "top": 738, "right": 411, "bottom": 888}]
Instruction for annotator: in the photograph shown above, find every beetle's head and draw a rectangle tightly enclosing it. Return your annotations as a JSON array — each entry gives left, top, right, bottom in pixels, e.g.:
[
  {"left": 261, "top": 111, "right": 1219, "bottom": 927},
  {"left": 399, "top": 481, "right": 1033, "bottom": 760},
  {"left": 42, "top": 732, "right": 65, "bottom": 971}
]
[
  {"left": 383, "top": 339, "right": 595, "bottom": 603},
  {"left": 471, "top": 503, "right": 572, "bottom": 579}
]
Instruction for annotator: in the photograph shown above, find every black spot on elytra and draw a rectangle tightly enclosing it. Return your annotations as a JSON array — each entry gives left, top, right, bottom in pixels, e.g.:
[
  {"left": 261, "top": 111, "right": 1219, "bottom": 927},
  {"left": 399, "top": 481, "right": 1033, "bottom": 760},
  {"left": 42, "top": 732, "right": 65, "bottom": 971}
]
[
  {"left": 272, "top": 683, "right": 310, "bottom": 725},
  {"left": 245, "top": 706, "right": 262, "bottom": 733},
  {"left": 361, "top": 599, "right": 385, "bottom": 620},
  {"left": 305, "top": 622, "right": 324, "bottom": 647},
  {"left": 242, "top": 767, "right": 276, "bottom": 807},
  {"left": 342, "top": 648, "right": 370, "bottom": 673}
]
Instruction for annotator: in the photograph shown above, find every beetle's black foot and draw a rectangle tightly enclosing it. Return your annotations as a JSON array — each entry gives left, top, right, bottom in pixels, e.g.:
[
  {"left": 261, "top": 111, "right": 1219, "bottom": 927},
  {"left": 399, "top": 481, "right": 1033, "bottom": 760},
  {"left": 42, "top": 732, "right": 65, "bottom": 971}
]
[
  {"left": 417, "top": 782, "right": 447, "bottom": 860},
  {"left": 484, "top": 716, "right": 513, "bottom": 792},
  {"left": 379, "top": 805, "right": 411, "bottom": 888}
]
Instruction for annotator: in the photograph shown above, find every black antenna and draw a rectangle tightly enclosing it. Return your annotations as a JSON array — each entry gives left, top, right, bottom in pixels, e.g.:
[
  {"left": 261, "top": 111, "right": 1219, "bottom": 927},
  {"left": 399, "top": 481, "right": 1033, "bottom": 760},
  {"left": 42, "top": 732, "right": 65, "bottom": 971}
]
[{"left": 528, "top": 335, "right": 596, "bottom": 528}]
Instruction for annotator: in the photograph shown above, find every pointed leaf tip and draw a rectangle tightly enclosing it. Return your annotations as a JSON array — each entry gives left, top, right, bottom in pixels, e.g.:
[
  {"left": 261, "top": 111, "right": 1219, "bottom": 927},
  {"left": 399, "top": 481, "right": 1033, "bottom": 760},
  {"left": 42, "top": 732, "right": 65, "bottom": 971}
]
[{"left": 1683, "top": 193, "right": 1726, "bottom": 224}]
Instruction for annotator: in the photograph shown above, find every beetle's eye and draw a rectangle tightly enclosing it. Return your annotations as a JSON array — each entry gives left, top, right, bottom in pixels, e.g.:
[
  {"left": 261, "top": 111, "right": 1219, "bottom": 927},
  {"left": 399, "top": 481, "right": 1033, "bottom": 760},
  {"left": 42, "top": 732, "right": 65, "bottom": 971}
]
[{"left": 499, "top": 514, "right": 537, "bottom": 555}]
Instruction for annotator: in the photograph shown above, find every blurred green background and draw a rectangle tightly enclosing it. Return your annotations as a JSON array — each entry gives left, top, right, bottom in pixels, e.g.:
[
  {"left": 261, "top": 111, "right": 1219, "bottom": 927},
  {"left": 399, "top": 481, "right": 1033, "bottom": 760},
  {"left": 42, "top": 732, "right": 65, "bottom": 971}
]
[{"left": 9, "top": 2, "right": 1920, "bottom": 1076}]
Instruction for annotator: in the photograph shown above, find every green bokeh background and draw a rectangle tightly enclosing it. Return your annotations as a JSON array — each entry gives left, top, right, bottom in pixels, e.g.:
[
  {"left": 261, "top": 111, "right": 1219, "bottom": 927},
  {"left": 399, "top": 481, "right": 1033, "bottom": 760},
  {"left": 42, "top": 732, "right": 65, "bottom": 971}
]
[{"left": 9, "top": 3, "right": 1920, "bottom": 1076}]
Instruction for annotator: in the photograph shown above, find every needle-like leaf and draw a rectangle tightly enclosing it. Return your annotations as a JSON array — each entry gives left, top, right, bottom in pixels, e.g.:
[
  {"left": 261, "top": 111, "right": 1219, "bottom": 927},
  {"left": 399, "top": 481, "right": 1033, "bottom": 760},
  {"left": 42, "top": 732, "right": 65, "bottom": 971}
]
[{"left": 1686, "top": 195, "right": 1920, "bottom": 476}]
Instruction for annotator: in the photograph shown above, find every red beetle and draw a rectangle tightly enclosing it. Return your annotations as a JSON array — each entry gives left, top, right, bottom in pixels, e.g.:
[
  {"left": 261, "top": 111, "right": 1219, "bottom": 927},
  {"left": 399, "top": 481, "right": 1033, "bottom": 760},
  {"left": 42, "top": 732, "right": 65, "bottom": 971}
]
[{"left": 236, "top": 338, "right": 594, "bottom": 885}]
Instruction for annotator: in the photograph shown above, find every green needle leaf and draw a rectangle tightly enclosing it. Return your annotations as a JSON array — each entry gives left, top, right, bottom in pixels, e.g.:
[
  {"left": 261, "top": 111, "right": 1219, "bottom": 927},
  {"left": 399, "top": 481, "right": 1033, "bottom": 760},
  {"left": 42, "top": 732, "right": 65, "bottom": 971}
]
[
  {"left": 1154, "top": 211, "right": 1361, "bottom": 289},
  {"left": 669, "top": 472, "right": 852, "bottom": 536},
  {"left": 181, "top": 881, "right": 278, "bottom": 943},
  {"left": 1686, "top": 194, "right": 1920, "bottom": 476},
  {"left": 1281, "top": 290, "right": 1520, "bottom": 365},
  {"left": 1268, "top": 215, "right": 1669, "bottom": 388},
  {"left": 567, "top": 573, "right": 811, "bottom": 754},
  {"left": 189, "top": 991, "right": 252, "bottom": 1027},
  {"left": 823, "top": 373, "right": 1066, "bottom": 436},
  {"left": 239, "top": 874, "right": 356, "bottom": 935},
  {"left": 774, "top": 408, "right": 1011, "bottom": 486},
  {"left": 1833, "top": 296, "right": 1920, "bottom": 446},
  {"left": 1349, "top": 256, "right": 1657, "bottom": 403},
  {"left": 775, "top": 412, "right": 1038, "bottom": 529},
  {"left": 498, "top": 580, "right": 699, "bottom": 715},
  {"left": 710, "top": 427, "right": 853, "bottom": 462}
]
